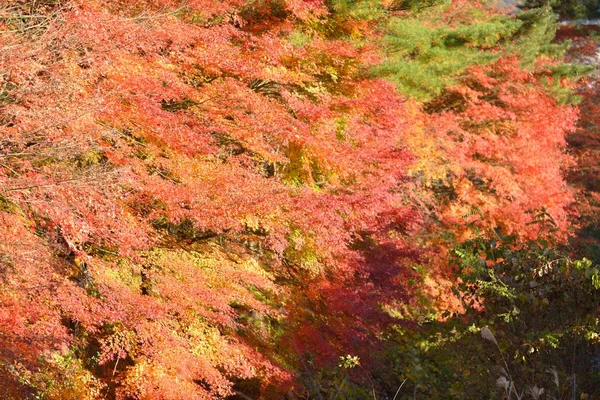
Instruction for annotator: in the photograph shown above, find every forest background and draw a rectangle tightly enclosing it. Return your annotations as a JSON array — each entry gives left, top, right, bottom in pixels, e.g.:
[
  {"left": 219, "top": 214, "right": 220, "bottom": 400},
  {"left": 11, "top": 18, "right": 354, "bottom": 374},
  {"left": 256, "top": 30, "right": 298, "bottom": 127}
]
[{"left": 1, "top": 0, "right": 600, "bottom": 398}]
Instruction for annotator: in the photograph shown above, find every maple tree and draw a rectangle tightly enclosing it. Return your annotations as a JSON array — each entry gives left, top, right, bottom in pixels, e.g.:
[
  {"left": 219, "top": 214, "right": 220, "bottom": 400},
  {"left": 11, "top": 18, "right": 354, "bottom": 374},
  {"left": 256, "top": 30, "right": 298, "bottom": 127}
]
[
  {"left": 419, "top": 57, "right": 577, "bottom": 240},
  {"left": 0, "top": 0, "right": 595, "bottom": 398},
  {"left": 0, "top": 0, "right": 418, "bottom": 397}
]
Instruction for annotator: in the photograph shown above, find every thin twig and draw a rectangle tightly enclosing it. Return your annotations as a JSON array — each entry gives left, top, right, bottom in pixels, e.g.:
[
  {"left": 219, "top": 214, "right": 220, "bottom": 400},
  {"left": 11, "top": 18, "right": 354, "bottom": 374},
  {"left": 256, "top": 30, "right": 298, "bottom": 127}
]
[
  {"left": 292, "top": 337, "right": 324, "bottom": 400},
  {"left": 392, "top": 379, "right": 407, "bottom": 400},
  {"left": 233, "top": 391, "right": 254, "bottom": 400},
  {"left": 3, "top": 170, "right": 114, "bottom": 193},
  {"left": 0, "top": 143, "right": 80, "bottom": 159},
  {"left": 103, "top": 356, "right": 121, "bottom": 400},
  {"left": 572, "top": 328, "right": 577, "bottom": 400},
  {"left": 116, "top": 4, "right": 188, "bottom": 22},
  {"left": 358, "top": 364, "right": 378, "bottom": 400}
]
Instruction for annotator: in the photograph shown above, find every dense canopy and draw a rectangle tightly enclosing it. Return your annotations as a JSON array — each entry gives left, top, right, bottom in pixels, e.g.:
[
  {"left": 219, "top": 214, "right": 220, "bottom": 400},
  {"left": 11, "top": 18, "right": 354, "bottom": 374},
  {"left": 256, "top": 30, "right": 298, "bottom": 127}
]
[{"left": 0, "top": 0, "right": 599, "bottom": 398}]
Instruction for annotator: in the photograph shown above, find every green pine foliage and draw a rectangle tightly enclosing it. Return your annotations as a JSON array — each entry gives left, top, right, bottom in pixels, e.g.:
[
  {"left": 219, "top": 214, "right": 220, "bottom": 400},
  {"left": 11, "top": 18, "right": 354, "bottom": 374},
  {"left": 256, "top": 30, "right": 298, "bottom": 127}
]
[
  {"left": 509, "top": 6, "right": 565, "bottom": 63},
  {"left": 372, "top": 4, "right": 582, "bottom": 101},
  {"left": 373, "top": 15, "right": 516, "bottom": 99},
  {"left": 327, "top": 0, "right": 387, "bottom": 20},
  {"left": 522, "top": 0, "right": 600, "bottom": 19}
]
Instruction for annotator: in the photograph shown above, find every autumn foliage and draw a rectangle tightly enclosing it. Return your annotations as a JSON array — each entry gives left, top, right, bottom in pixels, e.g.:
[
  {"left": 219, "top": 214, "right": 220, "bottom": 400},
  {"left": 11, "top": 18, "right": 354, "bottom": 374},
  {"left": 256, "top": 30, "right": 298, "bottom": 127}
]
[
  {"left": 0, "top": 0, "right": 587, "bottom": 398},
  {"left": 417, "top": 58, "right": 577, "bottom": 240}
]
